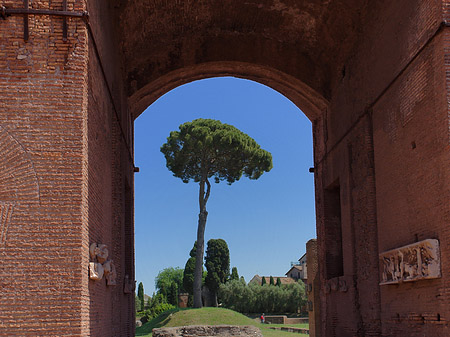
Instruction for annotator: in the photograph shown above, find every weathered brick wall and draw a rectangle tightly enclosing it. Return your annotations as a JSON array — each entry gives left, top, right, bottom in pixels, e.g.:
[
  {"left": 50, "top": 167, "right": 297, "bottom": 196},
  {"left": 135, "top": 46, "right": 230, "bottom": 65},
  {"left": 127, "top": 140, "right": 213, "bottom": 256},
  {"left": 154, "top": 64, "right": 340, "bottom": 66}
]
[
  {"left": 373, "top": 29, "right": 449, "bottom": 337},
  {"left": 85, "top": 0, "right": 135, "bottom": 336},
  {"left": 0, "top": 0, "right": 89, "bottom": 335},
  {"left": 314, "top": 0, "right": 449, "bottom": 336},
  {"left": 306, "top": 239, "right": 320, "bottom": 337}
]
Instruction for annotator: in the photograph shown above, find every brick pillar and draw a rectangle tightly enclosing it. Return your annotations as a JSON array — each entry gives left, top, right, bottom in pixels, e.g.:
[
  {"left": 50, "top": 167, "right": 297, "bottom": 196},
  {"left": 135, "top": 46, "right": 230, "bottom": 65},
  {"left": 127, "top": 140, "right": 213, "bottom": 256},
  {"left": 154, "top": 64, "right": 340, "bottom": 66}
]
[
  {"left": 0, "top": 0, "right": 89, "bottom": 335},
  {"left": 306, "top": 239, "right": 321, "bottom": 337}
]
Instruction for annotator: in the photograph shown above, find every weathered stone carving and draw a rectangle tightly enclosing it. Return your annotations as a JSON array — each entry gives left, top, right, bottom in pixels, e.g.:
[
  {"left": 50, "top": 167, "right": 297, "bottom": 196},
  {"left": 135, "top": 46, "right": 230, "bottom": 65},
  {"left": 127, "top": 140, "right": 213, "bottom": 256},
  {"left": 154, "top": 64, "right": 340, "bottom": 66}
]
[
  {"left": 89, "top": 243, "right": 116, "bottom": 285},
  {"left": 324, "top": 277, "right": 347, "bottom": 293},
  {"left": 104, "top": 260, "right": 117, "bottom": 286},
  {"left": 97, "top": 244, "right": 109, "bottom": 263},
  {"left": 380, "top": 239, "right": 441, "bottom": 285},
  {"left": 89, "top": 262, "right": 104, "bottom": 281}
]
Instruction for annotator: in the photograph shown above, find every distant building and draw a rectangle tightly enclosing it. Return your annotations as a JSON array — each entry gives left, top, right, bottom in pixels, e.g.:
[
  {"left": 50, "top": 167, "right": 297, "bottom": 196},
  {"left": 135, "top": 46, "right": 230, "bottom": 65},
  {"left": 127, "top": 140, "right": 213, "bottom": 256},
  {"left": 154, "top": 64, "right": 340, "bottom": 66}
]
[
  {"left": 286, "top": 253, "right": 307, "bottom": 282},
  {"left": 248, "top": 275, "right": 297, "bottom": 286}
]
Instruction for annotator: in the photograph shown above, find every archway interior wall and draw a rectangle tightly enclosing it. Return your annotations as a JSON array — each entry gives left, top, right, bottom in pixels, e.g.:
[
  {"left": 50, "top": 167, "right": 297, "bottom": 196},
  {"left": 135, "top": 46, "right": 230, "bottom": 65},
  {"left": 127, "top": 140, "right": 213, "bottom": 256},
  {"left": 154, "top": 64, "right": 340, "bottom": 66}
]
[
  {"left": 84, "top": 0, "right": 136, "bottom": 336},
  {"left": 313, "top": 1, "right": 450, "bottom": 336}
]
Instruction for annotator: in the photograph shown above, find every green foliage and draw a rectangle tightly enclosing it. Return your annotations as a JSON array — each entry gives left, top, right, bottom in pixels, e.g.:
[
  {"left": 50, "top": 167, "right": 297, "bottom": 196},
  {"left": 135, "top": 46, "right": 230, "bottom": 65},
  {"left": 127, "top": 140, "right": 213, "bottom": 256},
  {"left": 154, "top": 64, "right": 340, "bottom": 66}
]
[
  {"left": 189, "top": 241, "right": 198, "bottom": 257},
  {"left": 155, "top": 267, "right": 184, "bottom": 306},
  {"left": 137, "top": 282, "right": 145, "bottom": 312},
  {"left": 219, "top": 279, "right": 307, "bottom": 314},
  {"left": 205, "top": 239, "right": 230, "bottom": 301},
  {"left": 135, "top": 295, "right": 142, "bottom": 313},
  {"left": 240, "top": 276, "right": 245, "bottom": 283},
  {"left": 230, "top": 267, "right": 239, "bottom": 281},
  {"left": 261, "top": 277, "right": 266, "bottom": 286},
  {"left": 136, "top": 307, "right": 309, "bottom": 337},
  {"left": 145, "top": 295, "right": 152, "bottom": 310},
  {"left": 161, "top": 119, "right": 273, "bottom": 185},
  {"left": 183, "top": 257, "right": 196, "bottom": 295},
  {"left": 140, "top": 303, "right": 176, "bottom": 324},
  {"left": 276, "top": 277, "right": 282, "bottom": 287},
  {"left": 269, "top": 276, "right": 275, "bottom": 286}
]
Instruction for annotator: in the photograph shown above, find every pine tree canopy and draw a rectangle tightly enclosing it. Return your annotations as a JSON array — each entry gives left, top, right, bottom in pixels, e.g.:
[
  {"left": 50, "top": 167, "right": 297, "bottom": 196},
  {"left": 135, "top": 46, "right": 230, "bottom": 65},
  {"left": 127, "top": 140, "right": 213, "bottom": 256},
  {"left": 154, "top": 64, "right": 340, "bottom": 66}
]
[{"left": 161, "top": 119, "right": 273, "bottom": 185}]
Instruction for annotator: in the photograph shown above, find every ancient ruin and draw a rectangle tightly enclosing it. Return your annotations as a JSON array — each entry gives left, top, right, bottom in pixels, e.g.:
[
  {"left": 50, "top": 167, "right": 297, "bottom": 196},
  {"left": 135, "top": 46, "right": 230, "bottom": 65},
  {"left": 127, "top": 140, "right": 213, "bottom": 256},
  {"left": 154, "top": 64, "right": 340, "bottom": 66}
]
[{"left": 0, "top": 0, "right": 449, "bottom": 336}]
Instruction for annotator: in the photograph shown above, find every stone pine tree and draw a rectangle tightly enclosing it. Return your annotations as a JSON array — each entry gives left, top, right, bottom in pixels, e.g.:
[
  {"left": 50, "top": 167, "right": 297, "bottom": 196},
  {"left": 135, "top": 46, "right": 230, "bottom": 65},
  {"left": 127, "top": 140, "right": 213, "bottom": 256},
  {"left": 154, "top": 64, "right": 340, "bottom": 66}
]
[
  {"left": 205, "top": 238, "right": 230, "bottom": 306},
  {"left": 137, "top": 282, "right": 145, "bottom": 312},
  {"left": 230, "top": 267, "right": 239, "bottom": 281},
  {"left": 161, "top": 119, "right": 273, "bottom": 308}
]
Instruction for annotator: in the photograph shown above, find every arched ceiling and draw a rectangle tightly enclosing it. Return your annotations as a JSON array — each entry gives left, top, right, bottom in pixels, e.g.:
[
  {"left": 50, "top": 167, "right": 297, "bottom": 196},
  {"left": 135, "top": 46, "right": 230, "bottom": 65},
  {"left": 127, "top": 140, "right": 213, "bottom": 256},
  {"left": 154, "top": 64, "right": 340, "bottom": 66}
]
[{"left": 114, "top": 0, "right": 370, "bottom": 117}]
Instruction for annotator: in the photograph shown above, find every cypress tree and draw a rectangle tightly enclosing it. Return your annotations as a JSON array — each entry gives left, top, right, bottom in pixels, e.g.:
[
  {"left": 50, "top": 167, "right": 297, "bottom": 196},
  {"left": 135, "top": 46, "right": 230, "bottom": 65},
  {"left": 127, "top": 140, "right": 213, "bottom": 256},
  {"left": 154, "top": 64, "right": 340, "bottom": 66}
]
[
  {"left": 261, "top": 276, "right": 267, "bottom": 286},
  {"left": 276, "top": 277, "right": 282, "bottom": 286},
  {"left": 137, "top": 282, "right": 145, "bottom": 312},
  {"left": 269, "top": 276, "right": 275, "bottom": 286}
]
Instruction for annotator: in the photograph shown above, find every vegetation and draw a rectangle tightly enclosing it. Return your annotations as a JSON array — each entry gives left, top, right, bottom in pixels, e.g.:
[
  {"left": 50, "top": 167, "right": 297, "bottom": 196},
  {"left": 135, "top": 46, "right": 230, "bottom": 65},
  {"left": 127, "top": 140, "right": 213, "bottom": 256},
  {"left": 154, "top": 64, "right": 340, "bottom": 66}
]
[
  {"left": 155, "top": 267, "right": 184, "bottom": 306},
  {"left": 139, "top": 302, "right": 176, "bottom": 325},
  {"left": 269, "top": 276, "right": 275, "bottom": 286},
  {"left": 138, "top": 282, "right": 145, "bottom": 312},
  {"left": 205, "top": 238, "right": 230, "bottom": 306},
  {"left": 276, "top": 277, "right": 282, "bottom": 287},
  {"left": 230, "top": 267, "right": 239, "bottom": 281},
  {"left": 261, "top": 277, "right": 267, "bottom": 286},
  {"left": 161, "top": 119, "right": 272, "bottom": 307},
  {"left": 219, "top": 279, "right": 307, "bottom": 313},
  {"left": 135, "top": 307, "right": 307, "bottom": 337}
]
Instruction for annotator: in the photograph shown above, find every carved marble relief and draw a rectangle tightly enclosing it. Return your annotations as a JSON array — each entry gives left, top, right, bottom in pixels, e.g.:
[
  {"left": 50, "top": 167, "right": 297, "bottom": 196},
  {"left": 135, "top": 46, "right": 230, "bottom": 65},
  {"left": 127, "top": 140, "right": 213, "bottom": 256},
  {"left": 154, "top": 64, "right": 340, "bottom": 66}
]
[
  {"left": 379, "top": 239, "right": 441, "bottom": 285},
  {"left": 89, "top": 243, "right": 117, "bottom": 285}
]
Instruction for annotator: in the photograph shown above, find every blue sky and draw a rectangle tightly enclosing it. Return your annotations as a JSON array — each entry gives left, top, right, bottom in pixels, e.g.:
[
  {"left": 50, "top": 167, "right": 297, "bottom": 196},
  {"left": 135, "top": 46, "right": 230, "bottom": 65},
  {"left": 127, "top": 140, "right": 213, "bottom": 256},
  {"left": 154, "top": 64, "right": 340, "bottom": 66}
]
[{"left": 134, "top": 77, "right": 316, "bottom": 294}]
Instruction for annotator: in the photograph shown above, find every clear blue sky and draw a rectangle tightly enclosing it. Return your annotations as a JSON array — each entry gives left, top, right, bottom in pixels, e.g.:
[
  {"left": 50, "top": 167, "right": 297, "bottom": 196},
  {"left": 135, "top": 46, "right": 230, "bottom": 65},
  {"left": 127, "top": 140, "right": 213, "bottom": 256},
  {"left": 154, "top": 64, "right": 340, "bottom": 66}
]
[{"left": 134, "top": 77, "right": 316, "bottom": 295}]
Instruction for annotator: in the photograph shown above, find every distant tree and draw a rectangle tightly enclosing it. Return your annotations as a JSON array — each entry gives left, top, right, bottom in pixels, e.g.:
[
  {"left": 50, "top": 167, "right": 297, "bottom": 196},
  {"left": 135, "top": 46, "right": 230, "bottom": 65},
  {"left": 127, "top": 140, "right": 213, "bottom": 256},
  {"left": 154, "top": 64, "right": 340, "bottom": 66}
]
[
  {"left": 183, "top": 256, "right": 196, "bottom": 295},
  {"left": 240, "top": 276, "right": 246, "bottom": 283},
  {"left": 205, "top": 238, "right": 230, "bottom": 306},
  {"left": 276, "top": 277, "right": 282, "bottom": 287},
  {"left": 161, "top": 119, "right": 272, "bottom": 307},
  {"left": 219, "top": 280, "right": 307, "bottom": 314},
  {"left": 155, "top": 267, "right": 184, "bottom": 306},
  {"left": 261, "top": 277, "right": 267, "bottom": 286},
  {"left": 230, "top": 267, "right": 239, "bottom": 281},
  {"left": 145, "top": 295, "right": 152, "bottom": 310},
  {"left": 137, "top": 282, "right": 145, "bottom": 311},
  {"left": 135, "top": 295, "right": 141, "bottom": 313},
  {"left": 269, "top": 276, "right": 275, "bottom": 286}
]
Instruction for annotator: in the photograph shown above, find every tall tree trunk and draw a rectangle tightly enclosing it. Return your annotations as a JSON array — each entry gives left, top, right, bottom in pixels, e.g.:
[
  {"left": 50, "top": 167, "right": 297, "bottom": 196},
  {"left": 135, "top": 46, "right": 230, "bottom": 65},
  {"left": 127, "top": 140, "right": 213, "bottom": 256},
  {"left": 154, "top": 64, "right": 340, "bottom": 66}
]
[
  {"left": 193, "top": 210, "right": 207, "bottom": 308},
  {"left": 193, "top": 177, "right": 210, "bottom": 308}
]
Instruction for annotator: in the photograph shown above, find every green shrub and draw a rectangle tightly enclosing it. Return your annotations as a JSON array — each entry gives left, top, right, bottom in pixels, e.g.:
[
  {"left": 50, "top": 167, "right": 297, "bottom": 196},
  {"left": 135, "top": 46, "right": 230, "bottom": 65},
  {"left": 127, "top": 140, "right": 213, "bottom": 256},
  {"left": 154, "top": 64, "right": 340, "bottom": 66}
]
[
  {"left": 219, "top": 279, "right": 306, "bottom": 314},
  {"left": 141, "top": 303, "right": 176, "bottom": 324}
]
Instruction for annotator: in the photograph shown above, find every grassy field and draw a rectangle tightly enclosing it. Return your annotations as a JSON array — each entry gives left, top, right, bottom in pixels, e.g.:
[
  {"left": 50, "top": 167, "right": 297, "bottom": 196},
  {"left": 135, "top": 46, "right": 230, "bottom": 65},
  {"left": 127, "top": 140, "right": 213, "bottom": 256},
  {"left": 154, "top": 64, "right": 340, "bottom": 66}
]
[{"left": 135, "top": 307, "right": 308, "bottom": 337}]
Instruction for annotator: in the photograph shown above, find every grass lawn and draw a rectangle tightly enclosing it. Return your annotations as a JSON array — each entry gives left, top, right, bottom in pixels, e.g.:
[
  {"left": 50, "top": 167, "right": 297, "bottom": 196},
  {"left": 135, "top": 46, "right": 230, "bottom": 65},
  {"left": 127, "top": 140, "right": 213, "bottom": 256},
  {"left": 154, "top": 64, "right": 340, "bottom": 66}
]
[{"left": 135, "top": 307, "right": 308, "bottom": 337}]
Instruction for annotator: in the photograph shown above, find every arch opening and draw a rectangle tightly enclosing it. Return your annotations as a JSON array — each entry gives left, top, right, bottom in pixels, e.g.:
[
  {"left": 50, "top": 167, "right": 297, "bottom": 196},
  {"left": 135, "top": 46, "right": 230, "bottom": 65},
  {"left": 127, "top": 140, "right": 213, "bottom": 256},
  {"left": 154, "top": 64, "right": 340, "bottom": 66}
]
[{"left": 133, "top": 76, "right": 317, "bottom": 304}]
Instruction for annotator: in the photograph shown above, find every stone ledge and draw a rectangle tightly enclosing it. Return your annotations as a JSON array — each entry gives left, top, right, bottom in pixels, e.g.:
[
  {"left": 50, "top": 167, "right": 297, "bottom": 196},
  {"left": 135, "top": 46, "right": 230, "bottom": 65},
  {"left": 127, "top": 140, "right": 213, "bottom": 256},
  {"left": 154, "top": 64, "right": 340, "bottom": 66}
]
[{"left": 152, "top": 325, "right": 263, "bottom": 337}]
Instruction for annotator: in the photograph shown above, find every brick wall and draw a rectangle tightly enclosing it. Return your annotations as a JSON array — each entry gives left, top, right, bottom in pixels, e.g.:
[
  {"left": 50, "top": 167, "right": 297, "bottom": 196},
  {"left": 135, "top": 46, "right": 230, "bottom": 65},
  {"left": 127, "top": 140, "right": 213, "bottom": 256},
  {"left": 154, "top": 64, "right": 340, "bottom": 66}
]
[
  {"left": 307, "top": 239, "right": 320, "bottom": 337},
  {"left": 0, "top": 0, "right": 89, "bottom": 335}
]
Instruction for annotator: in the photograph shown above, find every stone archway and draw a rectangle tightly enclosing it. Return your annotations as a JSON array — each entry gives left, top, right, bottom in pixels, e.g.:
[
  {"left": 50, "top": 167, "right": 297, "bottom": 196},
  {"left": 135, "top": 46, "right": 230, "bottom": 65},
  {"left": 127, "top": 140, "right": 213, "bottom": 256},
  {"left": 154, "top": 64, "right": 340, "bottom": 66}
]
[{"left": 0, "top": 0, "right": 449, "bottom": 336}]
